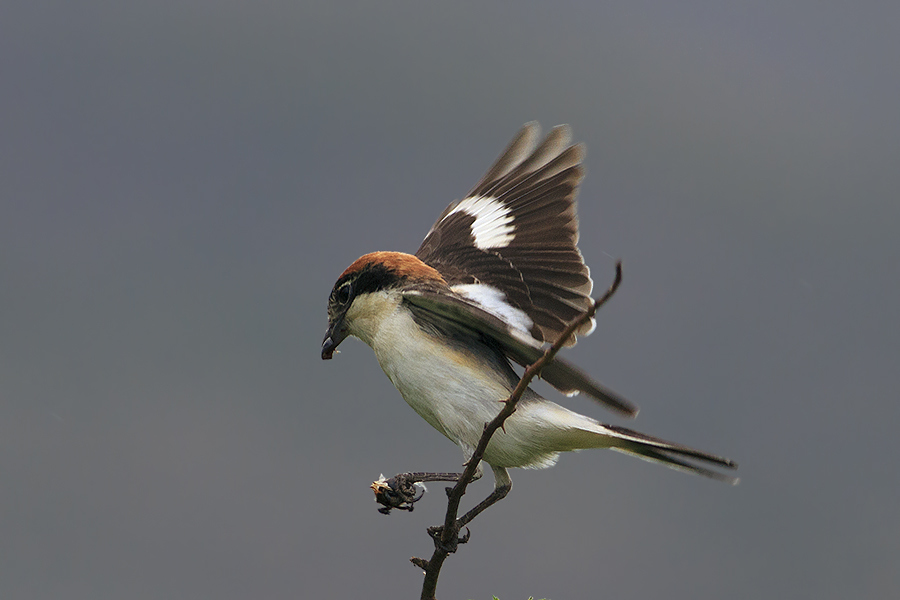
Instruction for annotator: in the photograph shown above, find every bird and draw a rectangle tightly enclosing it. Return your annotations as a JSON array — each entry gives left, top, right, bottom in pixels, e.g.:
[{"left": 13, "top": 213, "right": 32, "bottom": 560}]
[{"left": 321, "top": 122, "right": 738, "bottom": 517}]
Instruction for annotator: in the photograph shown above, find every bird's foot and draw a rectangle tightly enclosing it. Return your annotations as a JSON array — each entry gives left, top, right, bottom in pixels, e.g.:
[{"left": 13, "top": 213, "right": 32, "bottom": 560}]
[
  {"left": 371, "top": 473, "right": 427, "bottom": 514},
  {"left": 371, "top": 471, "right": 467, "bottom": 514}
]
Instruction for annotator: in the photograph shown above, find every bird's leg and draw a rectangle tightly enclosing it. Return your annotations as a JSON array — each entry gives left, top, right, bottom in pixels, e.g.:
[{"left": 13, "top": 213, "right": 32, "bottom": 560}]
[
  {"left": 371, "top": 471, "right": 480, "bottom": 514},
  {"left": 456, "top": 480, "right": 511, "bottom": 528},
  {"left": 456, "top": 466, "right": 512, "bottom": 528}
]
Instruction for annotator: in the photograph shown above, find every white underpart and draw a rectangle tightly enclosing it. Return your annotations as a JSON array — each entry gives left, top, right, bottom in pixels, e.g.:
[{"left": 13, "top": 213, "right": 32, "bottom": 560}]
[
  {"left": 347, "top": 289, "right": 612, "bottom": 471},
  {"left": 445, "top": 196, "right": 514, "bottom": 250},
  {"left": 453, "top": 283, "right": 534, "bottom": 338}
]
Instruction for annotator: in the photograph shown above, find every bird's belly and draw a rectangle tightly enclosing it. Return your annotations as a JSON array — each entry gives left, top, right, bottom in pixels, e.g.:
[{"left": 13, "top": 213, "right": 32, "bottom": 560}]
[
  {"left": 372, "top": 323, "right": 511, "bottom": 449},
  {"left": 368, "top": 310, "right": 591, "bottom": 469},
  {"left": 382, "top": 352, "right": 574, "bottom": 470}
]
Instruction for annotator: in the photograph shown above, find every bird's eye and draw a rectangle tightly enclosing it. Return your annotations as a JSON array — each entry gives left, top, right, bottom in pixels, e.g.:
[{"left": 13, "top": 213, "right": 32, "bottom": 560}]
[{"left": 336, "top": 282, "right": 352, "bottom": 305}]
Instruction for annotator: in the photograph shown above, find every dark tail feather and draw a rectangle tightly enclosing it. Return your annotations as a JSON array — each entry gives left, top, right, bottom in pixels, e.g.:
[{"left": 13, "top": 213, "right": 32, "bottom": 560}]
[{"left": 603, "top": 425, "right": 739, "bottom": 485}]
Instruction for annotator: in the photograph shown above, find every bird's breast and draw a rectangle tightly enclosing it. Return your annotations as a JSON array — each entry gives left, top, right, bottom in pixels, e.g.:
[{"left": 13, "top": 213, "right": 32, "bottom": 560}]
[{"left": 369, "top": 307, "right": 512, "bottom": 447}]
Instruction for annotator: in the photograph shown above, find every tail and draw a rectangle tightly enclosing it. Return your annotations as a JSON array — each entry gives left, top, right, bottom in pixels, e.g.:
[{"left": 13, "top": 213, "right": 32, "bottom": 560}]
[{"left": 596, "top": 424, "right": 739, "bottom": 485}]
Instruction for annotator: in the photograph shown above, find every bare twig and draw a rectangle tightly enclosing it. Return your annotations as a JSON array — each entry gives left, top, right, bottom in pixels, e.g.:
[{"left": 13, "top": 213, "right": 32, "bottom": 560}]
[{"left": 416, "top": 262, "right": 624, "bottom": 600}]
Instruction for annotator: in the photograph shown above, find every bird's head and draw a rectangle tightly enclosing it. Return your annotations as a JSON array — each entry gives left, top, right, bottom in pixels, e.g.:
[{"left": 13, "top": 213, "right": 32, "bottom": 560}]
[{"left": 322, "top": 251, "right": 446, "bottom": 359}]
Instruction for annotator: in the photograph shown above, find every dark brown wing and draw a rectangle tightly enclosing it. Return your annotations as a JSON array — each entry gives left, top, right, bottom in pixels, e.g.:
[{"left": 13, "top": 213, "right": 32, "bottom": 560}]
[{"left": 415, "top": 123, "right": 595, "bottom": 347}]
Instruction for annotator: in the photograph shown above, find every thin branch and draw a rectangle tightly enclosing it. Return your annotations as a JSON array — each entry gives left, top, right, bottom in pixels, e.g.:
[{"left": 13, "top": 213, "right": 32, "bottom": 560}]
[{"left": 417, "top": 261, "right": 624, "bottom": 600}]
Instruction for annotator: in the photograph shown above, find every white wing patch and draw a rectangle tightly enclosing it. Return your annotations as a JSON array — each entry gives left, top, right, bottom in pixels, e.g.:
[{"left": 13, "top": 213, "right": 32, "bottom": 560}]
[
  {"left": 445, "top": 196, "right": 514, "bottom": 250},
  {"left": 453, "top": 283, "right": 534, "bottom": 337},
  {"left": 581, "top": 317, "right": 597, "bottom": 337}
]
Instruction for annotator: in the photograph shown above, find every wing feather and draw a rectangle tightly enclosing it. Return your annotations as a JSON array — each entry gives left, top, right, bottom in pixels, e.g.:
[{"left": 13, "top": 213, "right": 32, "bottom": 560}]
[
  {"left": 416, "top": 123, "right": 595, "bottom": 347},
  {"left": 403, "top": 289, "right": 639, "bottom": 418}
]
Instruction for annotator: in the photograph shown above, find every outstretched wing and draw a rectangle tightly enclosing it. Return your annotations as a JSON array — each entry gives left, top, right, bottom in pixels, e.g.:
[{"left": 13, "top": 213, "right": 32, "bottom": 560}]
[
  {"left": 403, "top": 289, "right": 639, "bottom": 418},
  {"left": 415, "top": 123, "right": 595, "bottom": 348}
]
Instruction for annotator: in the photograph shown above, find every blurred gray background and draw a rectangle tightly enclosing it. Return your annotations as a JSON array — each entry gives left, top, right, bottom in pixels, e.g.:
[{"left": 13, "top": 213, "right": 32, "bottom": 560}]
[{"left": 2, "top": 2, "right": 898, "bottom": 599}]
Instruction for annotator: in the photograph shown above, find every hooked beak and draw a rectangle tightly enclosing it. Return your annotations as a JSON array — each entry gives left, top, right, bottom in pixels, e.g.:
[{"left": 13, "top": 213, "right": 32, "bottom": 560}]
[{"left": 321, "top": 313, "right": 349, "bottom": 360}]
